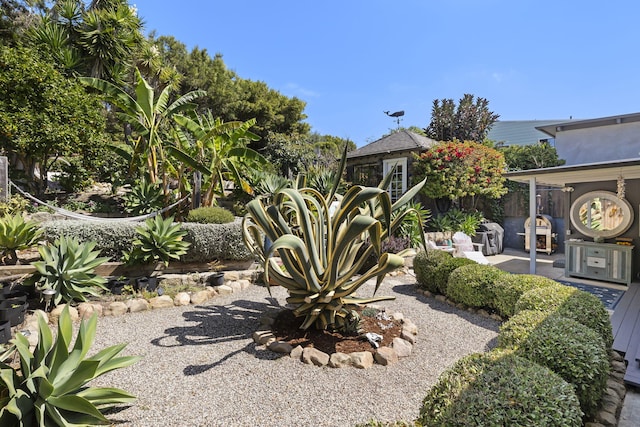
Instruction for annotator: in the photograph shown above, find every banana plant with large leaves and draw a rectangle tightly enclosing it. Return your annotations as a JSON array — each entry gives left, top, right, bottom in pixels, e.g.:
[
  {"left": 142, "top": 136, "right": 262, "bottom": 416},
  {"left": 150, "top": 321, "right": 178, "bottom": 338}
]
[
  {"left": 171, "top": 111, "right": 267, "bottom": 206},
  {"left": 79, "top": 69, "right": 205, "bottom": 191},
  {"left": 242, "top": 148, "right": 427, "bottom": 331}
]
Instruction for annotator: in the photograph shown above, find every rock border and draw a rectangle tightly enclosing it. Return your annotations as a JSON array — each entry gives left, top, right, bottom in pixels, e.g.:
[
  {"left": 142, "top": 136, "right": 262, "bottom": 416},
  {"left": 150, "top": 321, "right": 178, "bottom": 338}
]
[{"left": 253, "top": 310, "right": 418, "bottom": 369}]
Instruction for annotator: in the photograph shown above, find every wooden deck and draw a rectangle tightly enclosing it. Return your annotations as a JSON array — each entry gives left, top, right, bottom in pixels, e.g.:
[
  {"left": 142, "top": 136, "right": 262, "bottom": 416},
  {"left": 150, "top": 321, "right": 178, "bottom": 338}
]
[{"left": 611, "top": 283, "right": 640, "bottom": 386}]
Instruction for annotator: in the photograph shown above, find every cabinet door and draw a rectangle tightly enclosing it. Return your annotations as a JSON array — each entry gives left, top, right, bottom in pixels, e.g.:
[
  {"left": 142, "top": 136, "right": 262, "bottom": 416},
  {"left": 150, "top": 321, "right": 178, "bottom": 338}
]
[
  {"left": 609, "top": 248, "right": 630, "bottom": 283},
  {"left": 566, "top": 244, "right": 584, "bottom": 274}
]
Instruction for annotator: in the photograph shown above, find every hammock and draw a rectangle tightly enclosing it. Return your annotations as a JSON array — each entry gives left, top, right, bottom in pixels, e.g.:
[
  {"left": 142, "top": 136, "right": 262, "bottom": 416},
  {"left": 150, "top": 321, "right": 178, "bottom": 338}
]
[{"left": 9, "top": 181, "right": 189, "bottom": 222}]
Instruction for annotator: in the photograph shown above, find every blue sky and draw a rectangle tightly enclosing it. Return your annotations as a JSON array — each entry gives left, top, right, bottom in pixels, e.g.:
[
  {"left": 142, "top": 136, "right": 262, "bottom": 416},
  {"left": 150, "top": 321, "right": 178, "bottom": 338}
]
[{"left": 131, "top": 1, "right": 640, "bottom": 147}]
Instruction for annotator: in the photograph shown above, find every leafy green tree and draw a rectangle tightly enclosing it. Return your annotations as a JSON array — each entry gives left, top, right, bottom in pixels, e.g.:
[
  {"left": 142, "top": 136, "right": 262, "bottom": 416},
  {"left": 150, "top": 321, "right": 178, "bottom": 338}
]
[
  {"left": 500, "top": 141, "right": 566, "bottom": 171},
  {"left": 413, "top": 140, "right": 508, "bottom": 209},
  {"left": 28, "top": 0, "right": 146, "bottom": 84},
  {"left": 0, "top": 44, "right": 108, "bottom": 195},
  {"left": 425, "top": 94, "right": 499, "bottom": 143}
]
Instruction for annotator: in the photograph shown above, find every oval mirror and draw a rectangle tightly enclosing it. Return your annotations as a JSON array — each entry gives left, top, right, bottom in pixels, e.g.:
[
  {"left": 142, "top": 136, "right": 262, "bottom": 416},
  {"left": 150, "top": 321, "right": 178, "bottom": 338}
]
[{"left": 569, "top": 190, "right": 633, "bottom": 239}]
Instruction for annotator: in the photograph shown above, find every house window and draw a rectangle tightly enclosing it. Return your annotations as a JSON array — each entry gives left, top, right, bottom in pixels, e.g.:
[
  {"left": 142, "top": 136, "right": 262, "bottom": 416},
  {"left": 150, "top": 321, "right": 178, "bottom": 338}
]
[
  {"left": 352, "top": 163, "right": 379, "bottom": 187},
  {"left": 382, "top": 157, "right": 407, "bottom": 202}
]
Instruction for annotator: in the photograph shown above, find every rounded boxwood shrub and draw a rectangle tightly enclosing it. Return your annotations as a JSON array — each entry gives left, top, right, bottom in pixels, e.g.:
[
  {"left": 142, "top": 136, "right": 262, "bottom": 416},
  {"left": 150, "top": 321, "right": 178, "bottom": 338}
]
[
  {"left": 446, "top": 264, "right": 506, "bottom": 309},
  {"left": 514, "top": 283, "right": 576, "bottom": 313},
  {"left": 186, "top": 206, "right": 235, "bottom": 224},
  {"left": 492, "top": 274, "right": 558, "bottom": 318},
  {"left": 515, "top": 284, "right": 613, "bottom": 348},
  {"left": 497, "top": 309, "right": 549, "bottom": 349},
  {"left": 419, "top": 350, "right": 583, "bottom": 426},
  {"left": 515, "top": 315, "right": 610, "bottom": 418},
  {"left": 433, "top": 257, "right": 477, "bottom": 295},
  {"left": 413, "top": 249, "right": 453, "bottom": 293}
]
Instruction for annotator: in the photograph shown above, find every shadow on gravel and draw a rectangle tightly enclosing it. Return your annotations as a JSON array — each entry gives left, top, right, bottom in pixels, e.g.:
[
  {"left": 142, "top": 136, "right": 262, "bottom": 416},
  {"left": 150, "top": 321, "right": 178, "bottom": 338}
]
[
  {"left": 391, "top": 283, "right": 501, "bottom": 333},
  {"left": 150, "top": 296, "right": 287, "bottom": 375}
]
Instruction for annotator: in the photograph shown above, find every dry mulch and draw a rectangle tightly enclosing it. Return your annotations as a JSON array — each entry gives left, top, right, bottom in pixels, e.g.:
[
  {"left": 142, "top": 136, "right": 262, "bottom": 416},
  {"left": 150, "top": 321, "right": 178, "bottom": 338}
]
[{"left": 270, "top": 308, "right": 402, "bottom": 355}]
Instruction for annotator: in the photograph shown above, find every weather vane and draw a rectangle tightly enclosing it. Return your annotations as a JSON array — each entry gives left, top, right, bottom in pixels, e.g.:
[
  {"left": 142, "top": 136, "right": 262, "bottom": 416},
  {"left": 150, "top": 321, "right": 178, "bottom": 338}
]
[{"left": 384, "top": 110, "right": 404, "bottom": 129}]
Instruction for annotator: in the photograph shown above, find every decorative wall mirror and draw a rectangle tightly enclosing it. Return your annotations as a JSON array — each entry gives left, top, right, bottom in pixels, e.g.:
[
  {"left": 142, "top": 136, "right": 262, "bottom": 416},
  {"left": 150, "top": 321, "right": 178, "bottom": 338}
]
[{"left": 569, "top": 190, "right": 634, "bottom": 239}]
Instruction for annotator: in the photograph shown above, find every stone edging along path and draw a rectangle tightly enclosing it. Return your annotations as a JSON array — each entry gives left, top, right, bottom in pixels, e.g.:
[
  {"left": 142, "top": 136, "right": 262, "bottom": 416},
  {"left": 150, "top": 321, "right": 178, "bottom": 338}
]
[{"left": 252, "top": 310, "right": 418, "bottom": 369}]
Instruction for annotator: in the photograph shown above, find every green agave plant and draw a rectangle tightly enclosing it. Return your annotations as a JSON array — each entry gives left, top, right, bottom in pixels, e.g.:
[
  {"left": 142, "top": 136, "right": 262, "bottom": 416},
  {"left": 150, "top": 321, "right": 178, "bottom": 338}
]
[
  {"left": 26, "top": 237, "right": 109, "bottom": 306},
  {"left": 122, "top": 177, "right": 165, "bottom": 215},
  {"left": 0, "top": 214, "right": 43, "bottom": 265},
  {"left": 0, "top": 307, "right": 139, "bottom": 426},
  {"left": 122, "top": 215, "right": 191, "bottom": 267},
  {"left": 242, "top": 150, "right": 427, "bottom": 331}
]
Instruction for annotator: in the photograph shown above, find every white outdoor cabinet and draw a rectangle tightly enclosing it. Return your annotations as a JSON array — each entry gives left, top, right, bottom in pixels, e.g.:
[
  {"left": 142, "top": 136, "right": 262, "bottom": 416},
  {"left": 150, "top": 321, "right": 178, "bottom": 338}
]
[{"left": 565, "top": 241, "right": 634, "bottom": 285}]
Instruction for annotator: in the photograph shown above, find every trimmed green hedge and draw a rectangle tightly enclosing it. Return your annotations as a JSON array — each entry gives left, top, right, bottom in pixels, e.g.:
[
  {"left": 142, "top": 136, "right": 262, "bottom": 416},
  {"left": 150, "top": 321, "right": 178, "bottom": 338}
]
[
  {"left": 41, "top": 219, "right": 252, "bottom": 262},
  {"left": 433, "top": 257, "right": 477, "bottom": 294},
  {"left": 497, "top": 309, "right": 549, "bottom": 349},
  {"left": 413, "top": 249, "right": 453, "bottom": 293},
  {"left": 492, "top": 274, "right": 558, "bottom": 318},
  {"left": 513, "top": 315, "right": 610, "bottom": 418},
  {"left": 186, "top": 206, "right": 235, "bottom": 224},
  {"left": 419, "top": 350, "right": 583, "bottom": 426},
  {"left": 515, "top": 284, "right": 613, "bottom": 348},
  {"left": 446, "top": 264, "right": 506, "bottom": 309}
]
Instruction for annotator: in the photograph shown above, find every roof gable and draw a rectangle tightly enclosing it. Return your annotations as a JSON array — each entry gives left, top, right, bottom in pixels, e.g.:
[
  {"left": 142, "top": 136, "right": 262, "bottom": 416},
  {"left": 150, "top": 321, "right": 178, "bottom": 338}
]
[
  {"left": 346, "top": 130, "right": 437, "bottom": 159},
  {"left": 487, "top": 120, "right": 565, "bottom": 146}
]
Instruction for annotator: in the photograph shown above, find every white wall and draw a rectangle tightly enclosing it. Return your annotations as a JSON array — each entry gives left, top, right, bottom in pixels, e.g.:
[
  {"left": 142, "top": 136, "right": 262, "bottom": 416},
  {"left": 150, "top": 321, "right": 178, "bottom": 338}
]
[{"left": 556, "top": 121, "right": 640, "bottom": 165}]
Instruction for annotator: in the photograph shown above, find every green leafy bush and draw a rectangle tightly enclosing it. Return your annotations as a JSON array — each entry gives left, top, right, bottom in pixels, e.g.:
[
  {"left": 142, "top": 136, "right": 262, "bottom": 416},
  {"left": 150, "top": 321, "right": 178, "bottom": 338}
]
[
  {"left": 187, "top": 206, "right": 235, "bottom": 224},
  {"left": 514, "top": 315, "right": 610, "bottom": 418},
  {"left": 413, "top": 249, "right": 452, "bottom": 293},
  {"left": 446, "top": 264, "right": 506, "bottom": 309},
  {"left": 0, "top": 195, "right": 30, "bottom": 217},
  {"left": 0, "top": 307, "right": 139, "bottom": 425},
  {"left": 41, "top": 220, "right": 253, "bottom": 262},
  {"left": 433, "top": 257, "right": 477, "bottom": 295},
  {"left": 514, "top": 283, "right": 576, "bottom": 313},
  {"left": 25, "top": 236, "right": 108, "bottom": 306},
  {"left": 493, "top": 274, "right": 558, "bottom": 317},
  {"left": 419, "top": 350, "right": 583, "bottom": 426},
  {"left": 515, "top": 284, "right": 613, "bottom": 347},
  {"left": 122, "top": 215, "right": 191, "bottom": 267},
  {"left": 0, "top": 214, "right": 43, "bottom": 264},
  {"left": 497, "top": 309, "right": 549, "bottom": 349}
]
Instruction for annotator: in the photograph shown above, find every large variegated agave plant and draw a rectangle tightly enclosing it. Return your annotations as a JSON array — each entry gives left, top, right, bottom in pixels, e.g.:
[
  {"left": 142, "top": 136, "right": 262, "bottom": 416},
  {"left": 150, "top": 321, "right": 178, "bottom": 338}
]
[{"left": 242, "top": 151, "right": 426, "bottom": 331}]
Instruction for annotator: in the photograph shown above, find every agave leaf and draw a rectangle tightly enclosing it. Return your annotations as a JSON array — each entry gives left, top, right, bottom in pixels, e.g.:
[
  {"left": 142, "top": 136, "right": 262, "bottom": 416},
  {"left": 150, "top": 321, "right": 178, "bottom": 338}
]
[
  {"left": 47, "top": 395, "right": 109, "bottom": 422},
  {"left": 76, "top": 387, "right": 136, "bottom": 405}
]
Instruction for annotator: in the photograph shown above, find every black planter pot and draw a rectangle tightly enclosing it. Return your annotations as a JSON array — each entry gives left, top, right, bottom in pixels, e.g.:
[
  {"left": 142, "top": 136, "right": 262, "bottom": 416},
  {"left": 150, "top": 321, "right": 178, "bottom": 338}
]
[
  {"left": 0, "top": 301, "right": 28, "bottom": 327},
  {"left": 208, "top": 272, "right": 225, "bottom": 287},
  {"left": 135, "top": 277, "right": 158, "bottom": 292},
  {"left": 0, "top": 320, "right": 11, "bottom": 344},
  {"left": 108, "top": 279, "right": 128, "bottom": 295},
  {"left": 0, "top": 291, "right": 28, "bottom": 304}
]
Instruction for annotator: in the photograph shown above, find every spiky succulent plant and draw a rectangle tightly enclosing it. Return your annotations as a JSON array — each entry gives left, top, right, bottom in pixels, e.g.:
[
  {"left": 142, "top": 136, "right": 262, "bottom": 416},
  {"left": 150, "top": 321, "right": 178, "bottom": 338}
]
[
  {"left": 242, "top": 149, "right": 426, "bottom": 331},
  {"left": 0, "top": 307, "right": 139, "bottom": 425}
]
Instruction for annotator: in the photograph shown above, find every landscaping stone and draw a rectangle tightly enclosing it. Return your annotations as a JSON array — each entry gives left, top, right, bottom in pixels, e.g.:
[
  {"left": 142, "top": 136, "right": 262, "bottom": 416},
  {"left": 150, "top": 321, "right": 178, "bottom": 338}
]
[
  {"left": 374, "top": 347, "right": 398, "bottom": 366},
  {"left": 595, "top": 410, "right": 617, "bottom": 427},
  {"left": 401, "top": 319, "right": 418, "bottom": 336},
  {"left": 302, "top": 347, "right": 330, "bottom": 366},
  {"left": 224, "top": 271, "right": 240, "bottom": 281},
  {"left": 158, "top": 277, "right": 183, "bottom": 288},
  {"left": 350, "top": 351, "right": 374, "bottom": 369},
  {"left": 434, "top": 294, "right": 446, "bottom": 302},
  {"left": 392, "top": 337, "right": 412, "bottom": 357},
  {"left": 268, "top": 341, "right": 293, "bottom": 354},
  {"left": 77, "top": 302, "right": 103, "bottom": 319},
  {"left": 290, "top": 345, "right": 303, "bottom": 360},
  {"left": 391, "top": 312, "right": 404, "bottom": 322},
  {"left": 126, "top": 298, "right": 150, "bottom": 313},
  {"left": 190, "top": 290, "right": 210, "bottom": 305},
  {"left": 105, "top": 302, "right": 128, "bottom": 316},
  {"left": 174, "top": 292, "right": 191, "bottom": 306},
  {"left": 329, "top": 352, "right": 352, "bottom": 368},
  {"left": 215, "top": 284, "right": 233, "bottom": 295},
  {"left": 149, "top": 296, "right": 174, "bottom": 309},
  {"left": 205, "top": 286, "right": 217, "bottom": 298},
  {"left": 607, "top": 380, "right": 627, "bottom": 399},
  {"left": 253, "top": 330, "right": 275, "bottom": 345},
  {"left": 229, "top": 281, "right": 242, "bottom": 292},
  {"left": 238, "top": 279, "right": 251, "bottom": 290},
  {"left": 400, "top": 330, "right": 416, "bottom": 344},
  {"left": 50, "top": 304, "right": 79, "bottom": 323}
]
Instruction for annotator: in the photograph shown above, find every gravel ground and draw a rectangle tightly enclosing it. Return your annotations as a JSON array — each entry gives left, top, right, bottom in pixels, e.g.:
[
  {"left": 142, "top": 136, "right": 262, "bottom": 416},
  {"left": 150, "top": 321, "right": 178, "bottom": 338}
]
[{"left": 89, "top": 273, "right": 499, "bottom": 427}]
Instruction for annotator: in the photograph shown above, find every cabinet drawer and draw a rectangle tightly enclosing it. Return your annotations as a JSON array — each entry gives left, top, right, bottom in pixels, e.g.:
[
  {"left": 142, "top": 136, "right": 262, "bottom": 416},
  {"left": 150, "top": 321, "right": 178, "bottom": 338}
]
[
  {"left": 586, "top": 247, "right": 605, "bottom": 257},
  {"left": 586, "top": 256, "right": 606, "bottom": 268},
  {"left": 585, "top": 266, "right": 606, "bottom": 276}
]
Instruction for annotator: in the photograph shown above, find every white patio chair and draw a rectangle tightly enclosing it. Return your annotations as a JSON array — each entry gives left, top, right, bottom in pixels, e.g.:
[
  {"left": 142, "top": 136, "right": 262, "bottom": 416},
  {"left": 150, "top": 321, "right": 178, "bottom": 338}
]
[{"left": 452, "top": 232, "right": 489, "bottom": 264}]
